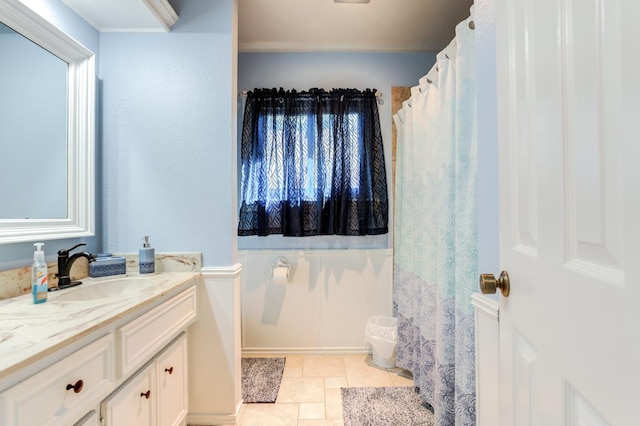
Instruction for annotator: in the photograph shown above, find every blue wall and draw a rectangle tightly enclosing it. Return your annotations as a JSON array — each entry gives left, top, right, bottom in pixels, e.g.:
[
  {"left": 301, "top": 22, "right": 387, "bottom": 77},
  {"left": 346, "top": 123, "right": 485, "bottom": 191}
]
[
  {"left": 474, "top": 0, "right": 500, "bottom": 277},
  {"left": 237, "top": 52, "right": 436, "bottom": 250},
  {"left": 99, "top": 0, "right": 237, "bottom": 267},
  {"left": 0, "top": 0, "right": 99, "bottom": 270}
]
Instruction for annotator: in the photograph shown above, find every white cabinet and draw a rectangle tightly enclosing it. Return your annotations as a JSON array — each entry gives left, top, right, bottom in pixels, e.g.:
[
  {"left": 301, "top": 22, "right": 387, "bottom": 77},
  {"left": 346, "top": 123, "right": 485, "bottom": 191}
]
[
  {"left": 102, "top": 333, "right": 188, "bottom": 426},
  {"left": 0, "top": 279, "right": 197, "bottom": 426},
  {"left": 0, "top": 334, "right": 114, "bottom": 426}
]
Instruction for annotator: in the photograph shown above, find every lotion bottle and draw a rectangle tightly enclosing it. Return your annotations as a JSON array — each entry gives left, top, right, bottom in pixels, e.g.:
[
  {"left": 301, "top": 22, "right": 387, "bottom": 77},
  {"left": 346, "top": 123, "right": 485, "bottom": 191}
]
[
  {"left": 31, "top": 242, "right": 48, "bottom": 304},
  {"left": 139, "top": 236, "right": 155, "bottom": 274}
]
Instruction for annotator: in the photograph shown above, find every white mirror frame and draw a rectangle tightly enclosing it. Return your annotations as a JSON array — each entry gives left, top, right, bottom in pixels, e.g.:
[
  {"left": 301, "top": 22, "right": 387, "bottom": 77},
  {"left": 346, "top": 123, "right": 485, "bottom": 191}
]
[{"left": 0, "top": 0, "right": 95, "bottom": 244}]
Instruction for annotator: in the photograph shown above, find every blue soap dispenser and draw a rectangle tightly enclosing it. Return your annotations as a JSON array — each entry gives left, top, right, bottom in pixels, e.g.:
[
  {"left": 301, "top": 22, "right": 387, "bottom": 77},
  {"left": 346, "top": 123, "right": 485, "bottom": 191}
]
[
  {"left": 139, "top": 236, "right": 155, "bottom": 274},
  {"left": 31, "top": 242, "right": 48, "bottom": 304}
]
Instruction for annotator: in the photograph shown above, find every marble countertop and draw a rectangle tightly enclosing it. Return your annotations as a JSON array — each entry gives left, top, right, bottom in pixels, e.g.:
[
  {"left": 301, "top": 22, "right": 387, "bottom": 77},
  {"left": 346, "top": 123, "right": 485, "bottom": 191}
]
[{"left": 0, "top": 271, "right": 199, "bottom": 382}]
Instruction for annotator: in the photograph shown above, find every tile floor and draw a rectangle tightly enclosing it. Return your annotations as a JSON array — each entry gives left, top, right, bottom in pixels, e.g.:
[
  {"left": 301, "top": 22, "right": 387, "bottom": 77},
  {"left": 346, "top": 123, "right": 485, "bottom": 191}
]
[{"left": 235, "top": 354, "right": 414, "bottom": 426}]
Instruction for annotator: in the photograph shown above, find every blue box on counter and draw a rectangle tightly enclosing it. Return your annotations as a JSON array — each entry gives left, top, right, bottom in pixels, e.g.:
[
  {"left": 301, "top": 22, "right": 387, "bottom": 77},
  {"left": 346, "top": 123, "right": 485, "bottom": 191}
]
[{"left": 89, "top": 253, "right": 126, "bottom": 278}]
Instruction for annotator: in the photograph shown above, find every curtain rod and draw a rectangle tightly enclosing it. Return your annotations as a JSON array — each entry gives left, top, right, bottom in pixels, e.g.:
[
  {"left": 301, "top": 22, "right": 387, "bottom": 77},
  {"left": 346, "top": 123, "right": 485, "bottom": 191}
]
[{"left": 239, "top": 90, "right": 382, "bottom": 99}]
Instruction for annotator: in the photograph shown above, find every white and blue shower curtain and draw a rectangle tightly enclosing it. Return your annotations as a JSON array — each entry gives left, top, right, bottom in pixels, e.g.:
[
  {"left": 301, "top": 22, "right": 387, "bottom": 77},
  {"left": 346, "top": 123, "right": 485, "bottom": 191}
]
[{"left": 393, "top": 10, "right": 477, "bottom": 425}]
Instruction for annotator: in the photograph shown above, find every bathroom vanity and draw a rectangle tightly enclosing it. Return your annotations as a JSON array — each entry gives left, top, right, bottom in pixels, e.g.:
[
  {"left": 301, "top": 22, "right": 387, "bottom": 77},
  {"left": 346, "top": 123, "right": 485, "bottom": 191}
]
[{"left": 0, "top": 272, "right": 198, "bottom": 426}]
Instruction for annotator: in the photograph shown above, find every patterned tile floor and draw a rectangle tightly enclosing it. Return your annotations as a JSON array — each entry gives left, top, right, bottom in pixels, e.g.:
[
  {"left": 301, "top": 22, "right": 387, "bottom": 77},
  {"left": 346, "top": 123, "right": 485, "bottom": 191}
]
[{"left": 234, "top": 354, "right": 413, "bottom": 426}]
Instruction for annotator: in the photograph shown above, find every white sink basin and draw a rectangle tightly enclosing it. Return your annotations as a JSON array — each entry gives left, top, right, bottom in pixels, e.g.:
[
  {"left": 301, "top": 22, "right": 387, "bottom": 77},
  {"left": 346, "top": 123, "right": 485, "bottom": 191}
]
[{"left": 54, "top": 277, "right": 154, "bottom": 302}]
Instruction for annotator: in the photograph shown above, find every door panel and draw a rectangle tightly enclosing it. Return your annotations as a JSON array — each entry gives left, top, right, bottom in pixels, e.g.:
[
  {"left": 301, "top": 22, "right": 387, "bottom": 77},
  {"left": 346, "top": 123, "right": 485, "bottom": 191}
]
[
  {"left": 562, "top": 0, "right": 624, "bottom": 285},
  {"left": 508, "top": 0, "right": 539, "bottom": 255},
  {"left": 513, "top": 331, "right": 538, "bottom": 426},
  {"left": 566, "top": 386, "right": 609, "bottom": 426}
]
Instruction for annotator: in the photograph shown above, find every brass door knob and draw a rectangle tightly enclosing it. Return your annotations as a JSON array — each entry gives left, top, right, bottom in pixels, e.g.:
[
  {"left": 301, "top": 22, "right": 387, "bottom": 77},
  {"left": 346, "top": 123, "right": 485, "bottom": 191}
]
[{"left": 479, "top": 271, "right": 510, "bottom": 297}]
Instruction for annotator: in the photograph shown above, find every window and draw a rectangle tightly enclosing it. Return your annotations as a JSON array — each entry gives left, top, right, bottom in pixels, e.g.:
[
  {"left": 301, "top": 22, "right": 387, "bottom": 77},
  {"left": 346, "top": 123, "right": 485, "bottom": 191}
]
[{"left": 238, "top": 88, "right": 388, "bottom": 237}]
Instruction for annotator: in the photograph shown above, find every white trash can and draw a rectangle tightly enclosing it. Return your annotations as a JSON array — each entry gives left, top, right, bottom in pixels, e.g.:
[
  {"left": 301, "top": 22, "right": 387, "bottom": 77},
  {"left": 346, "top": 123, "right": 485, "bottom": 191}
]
[{"left": 364, "top": 316, "right": 398, "bottom": 368}]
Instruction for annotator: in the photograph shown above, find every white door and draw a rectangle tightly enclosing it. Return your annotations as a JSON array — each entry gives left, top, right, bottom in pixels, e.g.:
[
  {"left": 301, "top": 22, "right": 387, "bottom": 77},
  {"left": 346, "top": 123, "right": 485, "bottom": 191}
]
[{"left": 494, "top": 0, "right": 640, "bottom": 424}]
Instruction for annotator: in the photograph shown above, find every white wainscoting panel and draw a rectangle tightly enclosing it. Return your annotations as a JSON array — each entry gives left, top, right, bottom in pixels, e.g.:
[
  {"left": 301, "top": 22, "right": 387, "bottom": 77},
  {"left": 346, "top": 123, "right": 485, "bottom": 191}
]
[
  {"left": 472, "top": 293, "right": 500, "bottom": 426},
  {"left": 240, "top": 249, "right": 393, "bottom": 354},
  {"left": 187, "top": 265, "right": 242, "bottom": 425}
]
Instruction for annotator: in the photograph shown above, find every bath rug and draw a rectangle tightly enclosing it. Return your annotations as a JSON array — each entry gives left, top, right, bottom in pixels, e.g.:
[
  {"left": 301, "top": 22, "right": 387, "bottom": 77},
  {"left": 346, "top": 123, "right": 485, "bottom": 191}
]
[
  {"left": 341, "top": 386, "right": 434, "bottom": 426},
  {"left": 241, "top": 357, "right": 286, "bottom": 403}
]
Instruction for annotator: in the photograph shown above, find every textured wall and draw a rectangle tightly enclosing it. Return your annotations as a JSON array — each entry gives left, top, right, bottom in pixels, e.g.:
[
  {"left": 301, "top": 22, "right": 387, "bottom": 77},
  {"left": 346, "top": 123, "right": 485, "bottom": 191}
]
[
  {"left": 100, "top": 0, "right": 237, "bottom": 267},
  {"left": 474, "top": 0, "right": 500, "bottom": 276}
]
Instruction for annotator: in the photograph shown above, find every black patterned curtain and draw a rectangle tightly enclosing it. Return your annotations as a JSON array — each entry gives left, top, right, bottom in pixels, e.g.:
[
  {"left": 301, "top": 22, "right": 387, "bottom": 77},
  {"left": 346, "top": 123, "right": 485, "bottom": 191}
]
[{"left": 238, "top": 88, "right": 388, "bottom": 237}]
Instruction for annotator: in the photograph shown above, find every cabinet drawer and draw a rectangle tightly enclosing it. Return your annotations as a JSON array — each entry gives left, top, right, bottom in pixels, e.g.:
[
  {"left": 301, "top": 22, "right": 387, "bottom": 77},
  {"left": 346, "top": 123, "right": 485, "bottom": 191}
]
[
  {"left": 101, "top": 362, "right": 156, "bottom": 426},
  {"left": 0, "top": 334, "right": 114, "bottom": 426},
  {"left": 118, "top": 286, "right": 196, "bottom": 377}
]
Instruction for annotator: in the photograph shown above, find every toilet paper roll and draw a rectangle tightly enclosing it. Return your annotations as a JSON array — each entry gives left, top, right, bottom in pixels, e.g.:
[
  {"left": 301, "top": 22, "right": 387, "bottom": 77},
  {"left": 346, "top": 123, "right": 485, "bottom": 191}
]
[{"left": 272, "top": 265, "right": 289, "bottom": 285}]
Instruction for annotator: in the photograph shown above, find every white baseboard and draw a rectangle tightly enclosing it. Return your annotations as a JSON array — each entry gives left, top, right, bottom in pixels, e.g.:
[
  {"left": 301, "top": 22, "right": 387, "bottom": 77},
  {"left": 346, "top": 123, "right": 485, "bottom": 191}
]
[
  {"left": 187, "top": 400, "right": 242, "bottom": 425},
  {"left": 187, "top": 413, "right": 238, "bottom": 425},
  {"left": 242, "top": 347, "right": 370, "bottom": 356}
]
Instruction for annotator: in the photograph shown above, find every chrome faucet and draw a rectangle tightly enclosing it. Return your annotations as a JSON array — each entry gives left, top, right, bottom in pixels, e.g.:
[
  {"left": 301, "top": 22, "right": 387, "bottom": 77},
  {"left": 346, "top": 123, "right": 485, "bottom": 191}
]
[{"left": 55, "top": 243, "right": 96, "bottom": 290}]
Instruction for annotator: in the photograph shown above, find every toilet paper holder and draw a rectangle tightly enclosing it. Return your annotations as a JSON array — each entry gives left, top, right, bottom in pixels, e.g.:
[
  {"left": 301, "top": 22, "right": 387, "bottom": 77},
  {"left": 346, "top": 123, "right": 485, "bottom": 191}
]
[
  {"left": 271, "top": 257, "right": 291, "bottom": 284},
  {"left": 271, "top": 257, "right": 290, "bottom": 276}
]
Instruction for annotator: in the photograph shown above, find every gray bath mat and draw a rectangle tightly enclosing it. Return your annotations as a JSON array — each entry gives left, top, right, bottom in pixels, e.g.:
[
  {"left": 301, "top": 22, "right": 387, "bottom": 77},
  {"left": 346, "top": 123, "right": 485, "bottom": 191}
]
[
  {"left": 341, "top": 386, "right": 434, "bottom": 425},
  {"left": 241, "top": 357, "right": 286, "bottom": 403}
]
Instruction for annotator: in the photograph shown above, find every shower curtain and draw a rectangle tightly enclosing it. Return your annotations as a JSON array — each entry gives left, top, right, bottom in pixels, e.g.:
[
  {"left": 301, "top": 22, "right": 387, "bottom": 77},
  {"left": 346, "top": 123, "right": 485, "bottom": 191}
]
[{"left": 393, "top": 10, "right": 477, "bottom": 426}]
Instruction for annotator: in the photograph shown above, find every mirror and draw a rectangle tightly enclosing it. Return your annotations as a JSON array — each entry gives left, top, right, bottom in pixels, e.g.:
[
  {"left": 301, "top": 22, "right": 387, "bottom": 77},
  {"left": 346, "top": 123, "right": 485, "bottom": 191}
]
[
  {"left": 0, "top": 0, "right": 95, "bottom": 244},
  {"left": 0, "top": 22, "right": 68, "bottom": 219}
]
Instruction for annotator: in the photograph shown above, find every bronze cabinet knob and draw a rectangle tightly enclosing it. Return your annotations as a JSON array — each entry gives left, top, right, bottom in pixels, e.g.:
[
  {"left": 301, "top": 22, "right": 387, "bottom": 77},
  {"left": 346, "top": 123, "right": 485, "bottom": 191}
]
[{"left": 66, "top": 379, "right": 83, "bottom": 394}]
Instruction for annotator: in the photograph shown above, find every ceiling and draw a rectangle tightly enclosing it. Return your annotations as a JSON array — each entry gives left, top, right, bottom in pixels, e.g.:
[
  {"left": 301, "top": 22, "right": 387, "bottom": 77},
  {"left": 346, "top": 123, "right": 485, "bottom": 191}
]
[
  {"left": 239, "top": 0, "right": 474, "bottom": 52},
  {"left": 63, "top": 0, "right": 474, "bottom": 53}
]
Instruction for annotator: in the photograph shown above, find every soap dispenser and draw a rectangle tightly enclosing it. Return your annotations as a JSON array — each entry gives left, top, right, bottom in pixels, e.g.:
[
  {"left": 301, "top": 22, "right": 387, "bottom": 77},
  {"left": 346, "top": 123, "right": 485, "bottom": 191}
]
[
  {"left": 139, "top": 236, "right": 155, "bottom": 274},
  {"left": 31, "top": 242, "right": 48, "bottom": 304}
]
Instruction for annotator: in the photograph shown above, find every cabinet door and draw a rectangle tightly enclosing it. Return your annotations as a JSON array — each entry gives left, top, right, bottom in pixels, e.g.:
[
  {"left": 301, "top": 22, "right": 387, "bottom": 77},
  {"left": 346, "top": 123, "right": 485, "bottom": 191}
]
[
  {"left": 156, "top": 334, "right": 188, "bottom": 426},
  {"left": 101, "top": 364, "right": 156, "bottom": 426}
]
